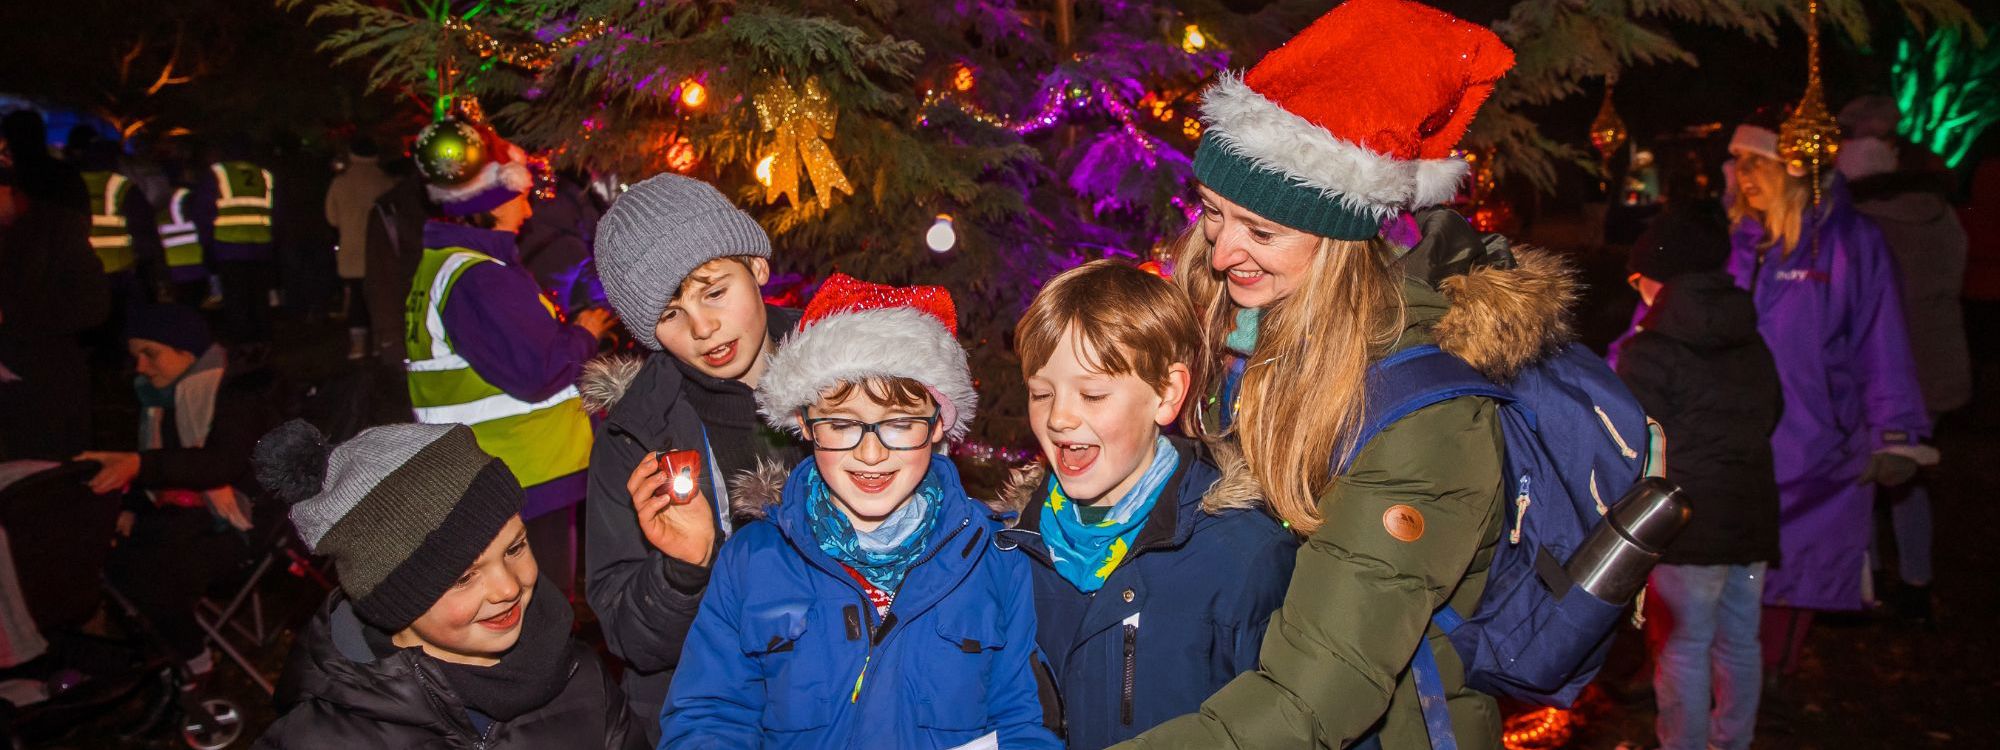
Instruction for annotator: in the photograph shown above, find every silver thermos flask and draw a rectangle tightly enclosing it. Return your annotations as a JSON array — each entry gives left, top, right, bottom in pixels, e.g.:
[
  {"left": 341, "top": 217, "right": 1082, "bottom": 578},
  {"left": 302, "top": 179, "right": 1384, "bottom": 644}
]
[{"left": 1565, "top": 476, "right": 1692, "bottom": 603}]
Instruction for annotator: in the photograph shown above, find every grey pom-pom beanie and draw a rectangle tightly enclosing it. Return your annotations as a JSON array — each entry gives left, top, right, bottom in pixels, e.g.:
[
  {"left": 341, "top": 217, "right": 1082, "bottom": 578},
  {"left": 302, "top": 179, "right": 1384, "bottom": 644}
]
[
  {"left": 594, "top": 173, "right": 772, "bottom": 351},
  {"left": 255, "top": 420, "right": 522, "bottom": 630}
]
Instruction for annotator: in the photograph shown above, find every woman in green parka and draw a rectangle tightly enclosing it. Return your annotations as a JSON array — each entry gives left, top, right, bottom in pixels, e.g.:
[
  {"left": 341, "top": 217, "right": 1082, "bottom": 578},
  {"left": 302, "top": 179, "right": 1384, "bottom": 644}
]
[{"left": 1115, "top": 1, "right": 1575, "bottom": 748}]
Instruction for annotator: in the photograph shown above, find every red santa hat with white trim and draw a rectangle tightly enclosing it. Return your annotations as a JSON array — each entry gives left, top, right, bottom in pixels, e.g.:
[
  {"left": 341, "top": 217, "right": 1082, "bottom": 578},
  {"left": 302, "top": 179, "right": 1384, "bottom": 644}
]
[
  {"left": 1192, "top": 0, "right": 1515, "bottom": 240},
  {"left": 756, "top": 274, "right": 977, "bottom": 441}
]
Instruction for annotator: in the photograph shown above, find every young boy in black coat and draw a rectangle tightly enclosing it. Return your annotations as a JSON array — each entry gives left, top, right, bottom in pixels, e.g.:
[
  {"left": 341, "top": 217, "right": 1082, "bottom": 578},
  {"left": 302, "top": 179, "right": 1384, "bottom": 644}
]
[
  {"left": 578, "top": 173, "right": 806, "bottom": 740},
  {"left": 254, "top": 421, "right": 639, "bottom": 749},
  {"left": 1615, "top": 204, "right": 1783, "bottom": 750}
]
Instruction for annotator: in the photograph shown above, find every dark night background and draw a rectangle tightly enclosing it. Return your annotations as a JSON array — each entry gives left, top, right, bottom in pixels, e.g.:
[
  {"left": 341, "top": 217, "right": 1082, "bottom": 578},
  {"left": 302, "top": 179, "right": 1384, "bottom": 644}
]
[{"left": 2, "top": 1, "right": 1998, "bottom": 748}]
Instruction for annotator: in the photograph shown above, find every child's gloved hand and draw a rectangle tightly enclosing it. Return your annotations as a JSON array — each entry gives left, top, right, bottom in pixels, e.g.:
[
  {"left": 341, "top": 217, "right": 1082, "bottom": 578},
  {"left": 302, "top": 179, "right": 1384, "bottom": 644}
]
[
  {"left": 1858, "top": 452, "right": 1919, "bottom": 487},
  {"left": 626, "top": 451, "right": 718, "bottom": 567}
]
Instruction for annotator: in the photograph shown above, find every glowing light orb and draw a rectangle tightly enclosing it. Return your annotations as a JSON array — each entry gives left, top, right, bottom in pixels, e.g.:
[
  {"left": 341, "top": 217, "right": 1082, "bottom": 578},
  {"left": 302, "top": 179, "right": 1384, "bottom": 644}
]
[
  {"left": 754, "top": 154, "right": 776, "bottom": 186},
  {"left": 1181, "top": 24, "right": 1207, "bottom": 54},
  {"left": 679, "top": 79, "right": 708, "bottom": 109},
  {"left": 925, "top": 214, "right": 956, "bottom": 253},
  {"left": 665, "top": 137, "right": 697, "bottom": 172}
]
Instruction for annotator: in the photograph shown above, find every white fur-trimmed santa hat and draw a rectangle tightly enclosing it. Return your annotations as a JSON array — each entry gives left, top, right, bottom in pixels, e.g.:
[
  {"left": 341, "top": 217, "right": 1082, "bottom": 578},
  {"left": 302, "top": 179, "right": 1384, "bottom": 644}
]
[
  {"left": 1728, "top": 104, "right": 1809, "bottom": 178},
  {"left": 756, "top": 274, "right": 977, "bottom": 441},
  {"left": 1192, "top": 0, "right": 1514, "bottom": 240}
]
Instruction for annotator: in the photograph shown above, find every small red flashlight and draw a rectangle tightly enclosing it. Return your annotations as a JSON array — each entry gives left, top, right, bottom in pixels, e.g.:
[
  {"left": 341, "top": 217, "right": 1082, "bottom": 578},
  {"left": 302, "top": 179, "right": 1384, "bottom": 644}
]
[{"left": 657, "top": 450, "right": 703, "bottom": 504}]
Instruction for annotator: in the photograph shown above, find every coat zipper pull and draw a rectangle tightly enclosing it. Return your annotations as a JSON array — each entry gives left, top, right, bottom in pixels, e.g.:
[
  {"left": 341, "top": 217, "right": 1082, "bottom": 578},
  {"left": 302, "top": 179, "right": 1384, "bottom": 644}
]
[
  {"left": 850, "top": 654, "right": 871, "bottom": 703},
  {"left": 1121, "top": 614, "right": 1140, "bottom": 726}
]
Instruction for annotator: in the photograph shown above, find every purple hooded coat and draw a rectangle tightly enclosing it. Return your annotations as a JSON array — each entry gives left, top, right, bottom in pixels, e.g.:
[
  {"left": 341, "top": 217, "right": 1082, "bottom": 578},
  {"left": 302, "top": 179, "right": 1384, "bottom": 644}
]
[{"left": 1727, "top": 179, "right": 1930, "bottom": 612}]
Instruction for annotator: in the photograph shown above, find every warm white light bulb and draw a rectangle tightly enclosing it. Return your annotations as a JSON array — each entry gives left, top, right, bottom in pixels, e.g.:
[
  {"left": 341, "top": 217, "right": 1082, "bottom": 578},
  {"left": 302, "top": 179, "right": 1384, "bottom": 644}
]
[
  {"left": 754, "top": 154, "right": 776, "bottom": 187},
  {"left": 925, "top": 214, "right": 956, "bottom": 253}
]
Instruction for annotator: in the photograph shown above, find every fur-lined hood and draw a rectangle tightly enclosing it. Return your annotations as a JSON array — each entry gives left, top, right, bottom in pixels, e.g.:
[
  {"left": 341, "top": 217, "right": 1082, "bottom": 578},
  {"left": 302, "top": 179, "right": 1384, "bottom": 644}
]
[
  {"left": 726, "top": 458, "right": 793, "bottom": 522},
  {"left": 578, "top": 353, "right": 648, "bottom": 414},
  {"left": 1405, "top": 208, "right": 1581, "bottom": 382}
]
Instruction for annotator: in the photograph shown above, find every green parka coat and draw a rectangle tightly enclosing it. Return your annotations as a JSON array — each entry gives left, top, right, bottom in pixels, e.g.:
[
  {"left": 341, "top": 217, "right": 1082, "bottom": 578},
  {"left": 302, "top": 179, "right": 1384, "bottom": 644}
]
[{"left": 1119, "top": 214, "right": 1582, "bottom": 750}]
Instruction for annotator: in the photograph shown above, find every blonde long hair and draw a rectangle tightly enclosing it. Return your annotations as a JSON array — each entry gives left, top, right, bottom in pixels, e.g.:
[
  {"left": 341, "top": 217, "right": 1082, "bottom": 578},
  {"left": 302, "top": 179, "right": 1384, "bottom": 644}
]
[
  {"left": 1728, "top": 154, "right": 1813, "bottom": 256},
  {"left": 1172, "top": 225, "right": 1406, "bottom": 535}
]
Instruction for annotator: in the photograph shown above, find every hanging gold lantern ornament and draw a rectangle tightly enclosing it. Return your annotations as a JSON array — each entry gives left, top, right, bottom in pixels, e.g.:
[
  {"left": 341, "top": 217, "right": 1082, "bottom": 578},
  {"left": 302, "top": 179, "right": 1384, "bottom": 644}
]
[
  {"left": 1589, "top": 78, "right": 1628, "bottom": 189},
  {"left": 751, "top": 74, "right": 854, "bottom": 209},
  {"left": 1777, "top": 0, "right": 1840, "bottom": 206}
]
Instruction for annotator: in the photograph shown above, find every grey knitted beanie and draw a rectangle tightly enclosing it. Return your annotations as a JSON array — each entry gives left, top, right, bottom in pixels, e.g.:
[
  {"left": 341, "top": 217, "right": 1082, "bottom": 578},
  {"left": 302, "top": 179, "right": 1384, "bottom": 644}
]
[
  {"left": 595, "top": 173, "right": 772, "bottom": 351},
  {"left": 254, "top": 420, "right": 522, "bottom": 630}
]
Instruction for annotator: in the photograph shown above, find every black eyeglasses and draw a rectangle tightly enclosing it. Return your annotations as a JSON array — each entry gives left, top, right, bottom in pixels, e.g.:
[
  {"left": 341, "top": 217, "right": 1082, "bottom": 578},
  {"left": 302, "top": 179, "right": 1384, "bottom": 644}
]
[{"left": 801, "top": 412, "right": 941, "bottom": 451}]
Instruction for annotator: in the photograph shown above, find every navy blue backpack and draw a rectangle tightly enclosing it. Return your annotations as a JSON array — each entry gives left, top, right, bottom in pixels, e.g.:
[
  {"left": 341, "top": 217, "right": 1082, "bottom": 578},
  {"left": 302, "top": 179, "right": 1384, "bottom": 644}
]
[{"left": 1348, "top": 342, "right": 1652, "bottom": 749}]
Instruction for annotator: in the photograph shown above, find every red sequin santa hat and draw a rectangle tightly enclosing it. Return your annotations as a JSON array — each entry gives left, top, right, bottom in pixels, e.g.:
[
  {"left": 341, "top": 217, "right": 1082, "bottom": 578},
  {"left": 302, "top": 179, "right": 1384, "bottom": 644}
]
[
  {"left": 1192, "top": 0, "right": 1514, "bottom": 240},
  {"left": 756, "top": 274, "right": 977, "bottom": 440}
]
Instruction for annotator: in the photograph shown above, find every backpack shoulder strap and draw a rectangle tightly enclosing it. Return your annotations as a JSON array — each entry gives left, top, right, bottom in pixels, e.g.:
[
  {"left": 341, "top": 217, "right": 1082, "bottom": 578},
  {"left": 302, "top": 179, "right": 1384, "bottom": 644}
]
[{"left": 1342, "top": 345, "right": 1514, "bottom": 471}]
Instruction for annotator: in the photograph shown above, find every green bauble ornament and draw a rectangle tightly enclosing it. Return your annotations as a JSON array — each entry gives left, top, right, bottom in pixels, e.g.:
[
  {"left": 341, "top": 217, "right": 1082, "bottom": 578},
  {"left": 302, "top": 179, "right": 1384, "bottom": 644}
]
[{"left": 415, "top": 119, "right": 489, "bottom": 185}]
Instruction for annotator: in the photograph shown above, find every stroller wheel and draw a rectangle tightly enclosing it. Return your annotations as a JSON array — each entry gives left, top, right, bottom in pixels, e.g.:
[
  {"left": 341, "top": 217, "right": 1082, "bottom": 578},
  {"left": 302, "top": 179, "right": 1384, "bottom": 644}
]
[{"left": 181, "top": 698, "right": 242, "bottom": 750}]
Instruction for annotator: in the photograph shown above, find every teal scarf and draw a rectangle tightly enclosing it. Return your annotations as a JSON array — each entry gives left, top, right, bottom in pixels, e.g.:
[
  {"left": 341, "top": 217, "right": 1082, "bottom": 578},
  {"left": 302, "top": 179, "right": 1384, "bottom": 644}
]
[
  {"left": 1224, "top": 307, "right": 1263, "bottom": 356},
  {"left": 806, "top": 465, "right": 942, "bottom": 594},
  {"left": 1039, "top": 437, "right": 1178, "bottom": 592}
]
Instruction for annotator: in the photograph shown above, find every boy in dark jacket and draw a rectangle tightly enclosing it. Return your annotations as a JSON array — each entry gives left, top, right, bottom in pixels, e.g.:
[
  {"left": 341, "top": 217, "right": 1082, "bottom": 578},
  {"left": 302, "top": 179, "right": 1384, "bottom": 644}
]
[
  {"left": 661, "top": 275, "right": 1060, "bottom": 749},
  {"left": 998, "top": 261, "right": 1295, "bottom": 747},
  {"left": 580, "top": 173, "right": 806, "bottom": 740},
  {"left": 253, "top": 420, "right": 639, "bottom": 749},
  {"left": 1615, "top": 205, "right": 1783, "bottom": 750}
]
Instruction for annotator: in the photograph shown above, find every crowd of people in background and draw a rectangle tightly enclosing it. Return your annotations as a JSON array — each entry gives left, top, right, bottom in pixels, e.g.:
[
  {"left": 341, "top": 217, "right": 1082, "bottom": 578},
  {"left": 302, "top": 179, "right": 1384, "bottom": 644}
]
[{"left": 0, "top": 0, "right": 1996, "bottom": 748}]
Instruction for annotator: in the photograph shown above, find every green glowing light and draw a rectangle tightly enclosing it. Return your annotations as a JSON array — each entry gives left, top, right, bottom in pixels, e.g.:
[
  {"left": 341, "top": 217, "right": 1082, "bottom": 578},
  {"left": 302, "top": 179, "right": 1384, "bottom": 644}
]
[{"left": 1892, "top": 25, "right": 2000, "bottom": 169}]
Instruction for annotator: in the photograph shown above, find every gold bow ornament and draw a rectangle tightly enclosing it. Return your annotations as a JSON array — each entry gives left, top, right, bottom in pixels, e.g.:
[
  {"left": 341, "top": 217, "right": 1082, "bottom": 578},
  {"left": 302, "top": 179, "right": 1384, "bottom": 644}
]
[{"left": 752, "top": 75, "right": 853, "bottom": 209}]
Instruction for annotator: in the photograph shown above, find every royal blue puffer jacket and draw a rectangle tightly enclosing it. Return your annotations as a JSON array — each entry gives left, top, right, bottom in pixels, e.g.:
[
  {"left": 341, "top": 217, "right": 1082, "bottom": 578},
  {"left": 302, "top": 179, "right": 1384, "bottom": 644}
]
[
  {"left": 995, "top": 438, "right": 1296, "bottom": 748},
  {"left": 659, "top": 455, "right": 1061, "bottom": 750}
]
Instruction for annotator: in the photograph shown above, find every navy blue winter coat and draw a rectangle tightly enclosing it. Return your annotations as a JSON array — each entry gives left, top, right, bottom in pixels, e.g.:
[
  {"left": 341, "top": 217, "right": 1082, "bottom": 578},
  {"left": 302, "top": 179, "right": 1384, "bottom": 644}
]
[
  {"left": 660, "top": 455, "right": 1061, "bottom": 749},
  {"left": 996, "top": 438, "right": 1296, "bottom": 748}
]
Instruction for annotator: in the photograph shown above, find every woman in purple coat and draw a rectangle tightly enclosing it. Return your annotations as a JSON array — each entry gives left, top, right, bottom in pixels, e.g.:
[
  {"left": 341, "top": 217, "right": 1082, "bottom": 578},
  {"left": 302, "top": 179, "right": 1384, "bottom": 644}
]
[{"left": 1724, "top": 114, "right": 1933, "bottom": 682}]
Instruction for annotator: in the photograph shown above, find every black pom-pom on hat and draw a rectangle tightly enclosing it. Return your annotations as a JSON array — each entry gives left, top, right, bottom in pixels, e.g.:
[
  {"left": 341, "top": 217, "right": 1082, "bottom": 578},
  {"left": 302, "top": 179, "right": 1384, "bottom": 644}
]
[{"left": 254, "top": 419, "right": 330, "bottom": 505}]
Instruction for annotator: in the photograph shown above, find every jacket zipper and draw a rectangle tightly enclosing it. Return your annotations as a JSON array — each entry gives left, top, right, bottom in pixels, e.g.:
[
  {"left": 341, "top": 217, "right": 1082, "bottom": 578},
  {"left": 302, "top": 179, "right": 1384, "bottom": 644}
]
[
  {"left": 1120, "top": 621, "right": 1138, "bottom": 725},
  {"left": 845, "top": 518, "right": 971, "bottom": 707}
]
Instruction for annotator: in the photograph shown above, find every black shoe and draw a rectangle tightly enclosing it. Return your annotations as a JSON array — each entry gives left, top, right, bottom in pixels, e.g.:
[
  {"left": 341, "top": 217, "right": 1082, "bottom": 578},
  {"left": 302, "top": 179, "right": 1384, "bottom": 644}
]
[
  {"left": 1758, "top": 673, "right": 1796, "bottom": 735},
  {"left": 1894, "top": 583, "right": 1935, "bottom": 627}
]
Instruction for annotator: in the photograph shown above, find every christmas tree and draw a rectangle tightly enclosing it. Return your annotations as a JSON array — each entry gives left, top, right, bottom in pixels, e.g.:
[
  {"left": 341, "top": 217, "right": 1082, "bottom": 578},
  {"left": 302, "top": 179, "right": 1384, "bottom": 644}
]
[
  {"left": 291, "top": 0, "right": 1318, "bottom": 449},
  {"left": 291, "top": 0, "right": 1979, "bottom": 450}
]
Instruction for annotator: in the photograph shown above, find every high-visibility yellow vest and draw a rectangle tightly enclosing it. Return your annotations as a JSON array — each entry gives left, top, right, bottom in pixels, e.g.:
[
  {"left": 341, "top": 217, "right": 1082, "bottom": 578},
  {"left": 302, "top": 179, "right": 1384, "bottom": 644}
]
[
  {"left": 156, "top": 188, "right": 204, "bottom": 277},
  {"left": 405, "top": 246, "right": 592, "bottom": 487},
  {"left": 83, "top": 170, "right": 136, "bottom": 274},
  {"left": 209, "top": 162, "right": 273, "bottom": 245}
]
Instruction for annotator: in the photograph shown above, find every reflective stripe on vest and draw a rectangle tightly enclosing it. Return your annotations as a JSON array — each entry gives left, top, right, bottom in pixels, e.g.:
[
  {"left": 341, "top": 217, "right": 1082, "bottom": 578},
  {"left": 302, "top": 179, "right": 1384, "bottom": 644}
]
[
  {"left": 210, "top": 162, "right": 273, "bottom": 244},
  {"left": 157, "top": 189, "right": 203, "bottom": 271},
  {"left": 412, "top": 386, "right": 583, "bottom": 425},
  {"left": 83, "top": 171, "right": 135, "bottom": 272},
  {"left": 405, "top": 247, "right": 591, "bottom": 487}
]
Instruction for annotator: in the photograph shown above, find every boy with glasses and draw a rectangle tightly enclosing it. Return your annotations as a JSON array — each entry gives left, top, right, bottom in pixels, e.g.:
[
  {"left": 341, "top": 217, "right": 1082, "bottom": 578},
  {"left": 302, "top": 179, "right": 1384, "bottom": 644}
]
[{"left": 660, "top": 274, "right": 1060, "bottom": 749}]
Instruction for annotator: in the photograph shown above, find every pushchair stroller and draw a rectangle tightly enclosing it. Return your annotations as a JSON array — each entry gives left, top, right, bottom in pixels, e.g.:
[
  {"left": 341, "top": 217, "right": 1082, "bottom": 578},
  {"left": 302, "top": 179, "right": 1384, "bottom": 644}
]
[{"left": 0, "top": 460, "right": 313, "bottom": 749}]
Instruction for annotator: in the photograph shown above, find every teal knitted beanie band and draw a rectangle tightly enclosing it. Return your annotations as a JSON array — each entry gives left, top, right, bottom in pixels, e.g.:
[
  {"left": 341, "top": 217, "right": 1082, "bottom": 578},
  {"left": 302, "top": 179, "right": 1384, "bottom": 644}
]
[{"left": 1192, "top": 132, "right": 1383, "bottom": 241}]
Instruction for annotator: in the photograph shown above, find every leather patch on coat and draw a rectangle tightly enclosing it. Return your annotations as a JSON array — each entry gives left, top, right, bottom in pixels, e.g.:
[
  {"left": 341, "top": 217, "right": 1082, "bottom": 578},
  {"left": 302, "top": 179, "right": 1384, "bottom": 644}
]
[{"left": 1383, "top": 504, "right": 1425, "bottom": 542}]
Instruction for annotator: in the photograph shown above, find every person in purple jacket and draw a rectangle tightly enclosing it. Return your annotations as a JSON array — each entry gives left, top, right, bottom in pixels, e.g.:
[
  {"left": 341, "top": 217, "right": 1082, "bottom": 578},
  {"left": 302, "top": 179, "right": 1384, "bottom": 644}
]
[
  {"left": 403, "top": 118, "right": 618, "bottom": 597},
  {"left": 1723, "top": 110, "right": 1934, "bottom": 687}
]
